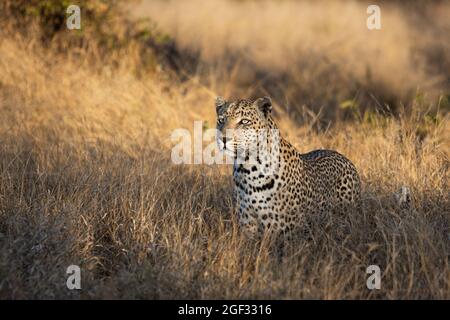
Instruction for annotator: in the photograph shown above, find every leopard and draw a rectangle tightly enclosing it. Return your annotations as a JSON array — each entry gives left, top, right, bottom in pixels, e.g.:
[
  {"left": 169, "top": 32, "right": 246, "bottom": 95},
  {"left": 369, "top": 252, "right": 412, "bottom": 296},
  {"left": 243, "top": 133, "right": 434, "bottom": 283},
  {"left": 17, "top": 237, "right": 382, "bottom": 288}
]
[{"left": 215, "top": 96, "right": 361, "bottom": 242}]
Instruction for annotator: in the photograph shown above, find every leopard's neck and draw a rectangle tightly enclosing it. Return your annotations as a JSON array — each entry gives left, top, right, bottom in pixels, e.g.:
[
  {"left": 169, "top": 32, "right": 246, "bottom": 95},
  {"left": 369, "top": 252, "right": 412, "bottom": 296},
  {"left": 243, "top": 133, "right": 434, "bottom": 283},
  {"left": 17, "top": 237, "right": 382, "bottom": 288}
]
[{"left": 232, "top": 137, "right": 303, "bottom": 184}]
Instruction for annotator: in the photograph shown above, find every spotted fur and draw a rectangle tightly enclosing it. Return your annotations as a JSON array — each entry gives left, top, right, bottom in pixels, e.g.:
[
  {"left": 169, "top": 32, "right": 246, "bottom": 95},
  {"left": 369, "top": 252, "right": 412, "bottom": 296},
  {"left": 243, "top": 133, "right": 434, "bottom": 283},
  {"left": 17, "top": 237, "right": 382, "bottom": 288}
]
[{"left": 216, "top": 97, "right": 361, "bottom": 240}]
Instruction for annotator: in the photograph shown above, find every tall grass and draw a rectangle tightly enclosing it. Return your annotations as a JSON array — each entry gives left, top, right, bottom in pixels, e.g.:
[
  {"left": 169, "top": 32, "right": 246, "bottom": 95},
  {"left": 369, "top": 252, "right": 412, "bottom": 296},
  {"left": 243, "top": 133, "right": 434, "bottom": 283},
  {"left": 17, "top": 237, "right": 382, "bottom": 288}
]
[{"left": 0, "top": 0, "right": 449, "bottom": 299}]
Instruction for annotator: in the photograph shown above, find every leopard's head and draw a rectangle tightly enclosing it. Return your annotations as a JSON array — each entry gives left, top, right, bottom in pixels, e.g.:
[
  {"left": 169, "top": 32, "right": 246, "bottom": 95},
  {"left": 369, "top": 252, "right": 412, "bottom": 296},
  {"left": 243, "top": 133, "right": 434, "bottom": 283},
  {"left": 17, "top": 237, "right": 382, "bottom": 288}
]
[{"left": 215, "top": 97, "right": 278, "bottom": 159}]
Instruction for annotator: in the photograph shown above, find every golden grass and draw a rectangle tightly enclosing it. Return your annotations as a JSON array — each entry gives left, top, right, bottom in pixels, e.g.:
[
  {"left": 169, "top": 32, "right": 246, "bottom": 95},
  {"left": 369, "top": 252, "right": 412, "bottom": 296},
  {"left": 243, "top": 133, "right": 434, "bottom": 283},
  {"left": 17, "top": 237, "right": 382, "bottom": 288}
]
[{"left": 0, "top": 1, "right": 449, "bottom": 299}]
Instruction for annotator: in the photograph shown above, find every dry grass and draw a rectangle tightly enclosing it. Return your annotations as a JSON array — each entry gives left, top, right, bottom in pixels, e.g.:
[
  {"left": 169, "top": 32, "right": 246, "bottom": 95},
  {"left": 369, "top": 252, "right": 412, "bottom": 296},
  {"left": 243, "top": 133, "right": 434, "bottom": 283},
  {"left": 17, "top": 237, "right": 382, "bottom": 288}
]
[{"left": 0, "top": 0, "right": 449, "bottom": 299}]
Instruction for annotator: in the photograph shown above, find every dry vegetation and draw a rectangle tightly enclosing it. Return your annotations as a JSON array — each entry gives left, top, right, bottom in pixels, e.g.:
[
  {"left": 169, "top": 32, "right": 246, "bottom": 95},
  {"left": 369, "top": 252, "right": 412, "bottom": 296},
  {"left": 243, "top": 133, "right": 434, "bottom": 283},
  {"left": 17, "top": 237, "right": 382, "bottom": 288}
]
[{"left": 0, "top": 0, "right": 449, "bottom": 299}]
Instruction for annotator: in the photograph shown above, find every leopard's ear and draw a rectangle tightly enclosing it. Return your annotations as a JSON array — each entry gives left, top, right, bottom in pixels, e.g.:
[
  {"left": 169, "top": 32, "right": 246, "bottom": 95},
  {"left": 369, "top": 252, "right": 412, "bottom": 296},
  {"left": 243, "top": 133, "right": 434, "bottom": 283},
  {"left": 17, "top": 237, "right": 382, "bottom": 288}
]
[
  {"left": 215, "top": 96, "right": 227, "bottom": 114},
  {"left": 254, "top": 96, "right": 272, "bottom": 116}
]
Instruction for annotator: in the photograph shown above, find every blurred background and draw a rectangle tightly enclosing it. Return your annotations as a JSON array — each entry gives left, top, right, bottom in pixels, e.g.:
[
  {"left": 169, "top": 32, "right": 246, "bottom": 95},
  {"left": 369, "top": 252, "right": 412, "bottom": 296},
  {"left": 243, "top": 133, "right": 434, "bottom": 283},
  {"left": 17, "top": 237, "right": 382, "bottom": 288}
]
[{"left": 133, "top": 0, "right": 450, "bottom": 123}]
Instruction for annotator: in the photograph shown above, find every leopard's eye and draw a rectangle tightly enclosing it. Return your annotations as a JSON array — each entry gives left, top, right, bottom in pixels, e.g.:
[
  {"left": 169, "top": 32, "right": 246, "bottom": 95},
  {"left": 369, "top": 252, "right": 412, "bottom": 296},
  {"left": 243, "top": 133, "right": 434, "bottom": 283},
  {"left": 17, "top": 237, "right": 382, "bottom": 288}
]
[
  {"left": 239, "top": 119, "right": 251, "bottom": 125},
  {"left": 217, "top": 117, "right": 225, "bottom": 125}
]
